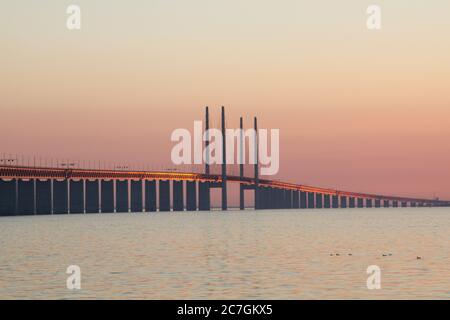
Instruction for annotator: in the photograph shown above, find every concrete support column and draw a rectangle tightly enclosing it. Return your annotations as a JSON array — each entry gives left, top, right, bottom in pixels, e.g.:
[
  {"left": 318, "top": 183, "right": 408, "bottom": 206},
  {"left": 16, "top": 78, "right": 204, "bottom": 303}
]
[
  {"left": 375, "top": 199, "right": 381, "bottom": 208},
  {"left": 86, "top": 180, "right": 100, "bottom": 213},
  {"left": 159, "top": 180, "right": 171, "bottom": 212},
  {"left": 357, "top": 198, "right": 364, "bottom": 208},
  {"left": 300, "top": 191, "right": 307, "bottom": 209},
  {"left": 18, "top": 179, "right": 35, "bottom": 215},
  {"left": 324, "top": 194, "right": 331, "bottom": 209},
  {"left": 131, "top": 180, "right": 143, "bottom": 213},
  {"left": 286, "top": 190, "right": 293, "bottom": 209},
  {"left": 340, "top": 196, "right": 347, "bottom": 208},
  {"left": 278, "top": 189, "right": 284, "bottom": 208},
  {"left": 53, "top": 180, "right": 68, "bottom": 214},
  {"left": 36, "top": 179, "right": 51, "bottom": 215},
  {"left": 145, "top": 180, "right": 157, "bottom": 212},
  {"left": 101, "top": 180, "right": 114, "bottom": 213},
  {"left": 70, "top": 180, "right": 84, "bottom": 214},
  {"left": 308, "top": 192, "right": 315, "bottom": 209},
  {"left": 293, "top": 190, "right": 300, "bottom": 209},
  {"left": 349, "top": 197, "right": 355, "bottom": 208},
  {"left": 186, "top": 181, "right": 197, "bottom": 211},
  {"left": 332, "top": 195, "right": 339, "bottom": 208},
  {"left": 0, "top": 179, "right": 16, "bottom": 216},
  {"left": 315, "top": 193, "right": 323, "bottom": 208},
  {"left": 263, "top": 188, "right": 269, "bottom": 209},
  {"left": 172, "top": 180, "right": 184, "bottom": 211},
  {"left": 116, "top": 180, "right": 129, "bottom": 213},
  {"left": 198, "top": 181, "right": 210, "bottom": 211},
  {"left": 267, "top": 188, "right": 274, "bottom": 209}
]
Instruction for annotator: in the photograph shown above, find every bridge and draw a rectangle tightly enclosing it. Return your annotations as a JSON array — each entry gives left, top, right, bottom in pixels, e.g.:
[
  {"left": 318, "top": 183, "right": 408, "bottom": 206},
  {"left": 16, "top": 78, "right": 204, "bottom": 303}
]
[{"left": 1, "top": 107, "right": 449, "bottom": 215}]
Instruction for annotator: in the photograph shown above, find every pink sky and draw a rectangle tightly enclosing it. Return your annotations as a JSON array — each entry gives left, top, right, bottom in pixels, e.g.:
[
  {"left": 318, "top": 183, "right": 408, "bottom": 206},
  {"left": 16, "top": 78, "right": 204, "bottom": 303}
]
[{"left": 1, "top": 1, "right": 450, "bottom": 203}]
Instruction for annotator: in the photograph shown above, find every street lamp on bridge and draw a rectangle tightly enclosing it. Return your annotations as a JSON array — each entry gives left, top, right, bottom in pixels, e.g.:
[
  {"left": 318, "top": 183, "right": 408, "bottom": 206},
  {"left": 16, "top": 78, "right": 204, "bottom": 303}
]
[
  {"left": 60, "top": 162, "right": 76, "bottom": 169},
  {"left": 0, "top": 157, "right": 18, "bottom": 166}
]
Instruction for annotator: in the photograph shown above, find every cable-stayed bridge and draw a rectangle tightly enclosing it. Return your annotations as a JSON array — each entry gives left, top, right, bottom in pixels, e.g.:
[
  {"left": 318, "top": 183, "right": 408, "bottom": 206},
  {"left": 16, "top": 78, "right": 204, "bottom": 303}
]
[{"left": 1, "top": 108, "right": 448, "bottom": 215}]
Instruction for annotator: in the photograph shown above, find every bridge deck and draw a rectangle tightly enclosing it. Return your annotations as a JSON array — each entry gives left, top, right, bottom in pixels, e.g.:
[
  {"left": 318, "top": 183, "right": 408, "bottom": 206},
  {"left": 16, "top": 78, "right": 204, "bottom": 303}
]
[{"left": 1, "top": 165, "right": 447, "bottom": 205}]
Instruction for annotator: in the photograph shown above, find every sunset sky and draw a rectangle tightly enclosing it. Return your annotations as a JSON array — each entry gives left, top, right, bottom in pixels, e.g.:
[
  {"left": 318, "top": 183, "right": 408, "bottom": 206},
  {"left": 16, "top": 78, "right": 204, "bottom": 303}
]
[{"left": 1, "top": 0, "right": 450, "bottom": 203}]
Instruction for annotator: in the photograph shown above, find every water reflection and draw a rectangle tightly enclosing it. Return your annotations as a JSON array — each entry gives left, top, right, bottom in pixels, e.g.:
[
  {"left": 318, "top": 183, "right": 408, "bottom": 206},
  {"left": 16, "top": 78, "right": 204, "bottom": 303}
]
[{"left": 0, "top": 208, "right": 449, "bottom": 299}]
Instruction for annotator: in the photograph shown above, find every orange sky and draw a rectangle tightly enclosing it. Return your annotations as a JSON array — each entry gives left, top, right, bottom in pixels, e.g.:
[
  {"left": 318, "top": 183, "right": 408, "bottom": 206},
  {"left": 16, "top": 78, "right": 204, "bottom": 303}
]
[{"left": 1, "top": 1, "right": 450, "bottom": 203}]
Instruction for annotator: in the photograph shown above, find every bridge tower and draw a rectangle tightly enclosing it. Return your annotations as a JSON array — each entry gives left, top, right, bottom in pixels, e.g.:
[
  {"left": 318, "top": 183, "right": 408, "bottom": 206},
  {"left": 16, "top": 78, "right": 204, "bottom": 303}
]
[
  {"left": 254, "top": 116, "right": 259, "bottom": 209},
  {"left": 239, "top": 117, "right": 245, "bottom": 210},
  {"left": 205, "top": 106, "right": 210, "bottom": 175},
  {"left": 221, "top": 106, "right": 228, "bottom": 210}
]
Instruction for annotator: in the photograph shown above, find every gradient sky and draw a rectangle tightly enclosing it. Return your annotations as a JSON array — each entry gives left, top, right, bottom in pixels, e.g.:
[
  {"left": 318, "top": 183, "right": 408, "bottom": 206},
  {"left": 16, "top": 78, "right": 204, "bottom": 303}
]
[{"left": 1, "top": 0, "right": 450, "bottom": 203}]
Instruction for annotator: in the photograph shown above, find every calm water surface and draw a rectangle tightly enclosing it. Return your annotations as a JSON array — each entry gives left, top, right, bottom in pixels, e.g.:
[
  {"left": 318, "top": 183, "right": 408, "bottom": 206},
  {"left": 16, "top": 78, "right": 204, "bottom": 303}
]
[{"left": 0, "top": 208, "right": 449, "bottom": 299}]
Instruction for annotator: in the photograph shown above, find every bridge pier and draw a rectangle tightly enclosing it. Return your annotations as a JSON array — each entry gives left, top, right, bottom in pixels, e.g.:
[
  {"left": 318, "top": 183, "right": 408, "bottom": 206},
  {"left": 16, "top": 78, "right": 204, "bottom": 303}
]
[
  {"left": 278, "top": 188, "right": 283, "bottom": 209},
  {"left": 324, "top": 194, "right": 331, "bottom": 208},
  {"left": 264, "top": 187, "right": 270, "bottom": 209},
  {"left": 274, "top": 188, "right": 280, "bottom": 209},
  {"left": 145, "top": 180, "right": 157, "bottom": 212},
  {"left": 315, "top": 193, "right": 323, "bottom": 208},
  {"left": 308, "top": 192, "right": 315, "bottom": 208},
  {"left": 239, "top": 184, "right": 244, "bottom": 210},
  {"left": 36, "top": 179, "right": 51, "bottom": 215},
  {"left": 374, "top": 199, "right": 381, "bottom": 208},
  {"left": 293, "top": 190, "right": 299, "bottom": 208},
  {"left": 300, "top": 191, "right": 307, "bottom": 209},
  {"left": 69, "top": 180, "right": 84, "bottom": 213},
  {"left": 259, "top": 187, "right": 267, "bottom": 209},
  {"left": 116, "top": 180, "right": 129, "bottom": 213},
  {"left": 53, "top": 180, "right": 68, "bottom": 214},
  {"left": 186, "top": 181, "right": 197, "bottom": 211},
  {"left": 255, "top": 187, "right": 263, "bottom": 209},
  {"left": 131, "top": 180, "right": 143, "bottom": 213},
  {"left": 340, "top": 196, "right": 347, "bottom": 208},
  {"left": 266, "top": 187, "right": 274, "bottom": 209},
  {"left": 101, "top": 180, "right": 114, "bottom": 213},
  {"left": 173, "top": 180, "right": 184, "bottom": 211},
  {"left": 286, "top": 189, "right": 293, "bottom": 209},
  {"left": 159, "top": 180, "right": 171, "bottom": 212},
  {"left": 86, "top": 180, "right": 100, "bottom": 213},
  {"left": 0, "top": 179, "right": 16, "bottom": 216},
  {"left": 357, "top": 198, "right": 364, "bottom": 208},
  {"left": 349, "top": 197, "right": 355, "bottom": 208},
  {"left": 332, "top": 195, "right": 339, "bottom": 208},
  {"left": 198, "top": 181, "right": 210, "bottom": 211},
  {"left": 18, "top": 179, "right": 34, "bottom": 215}
]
